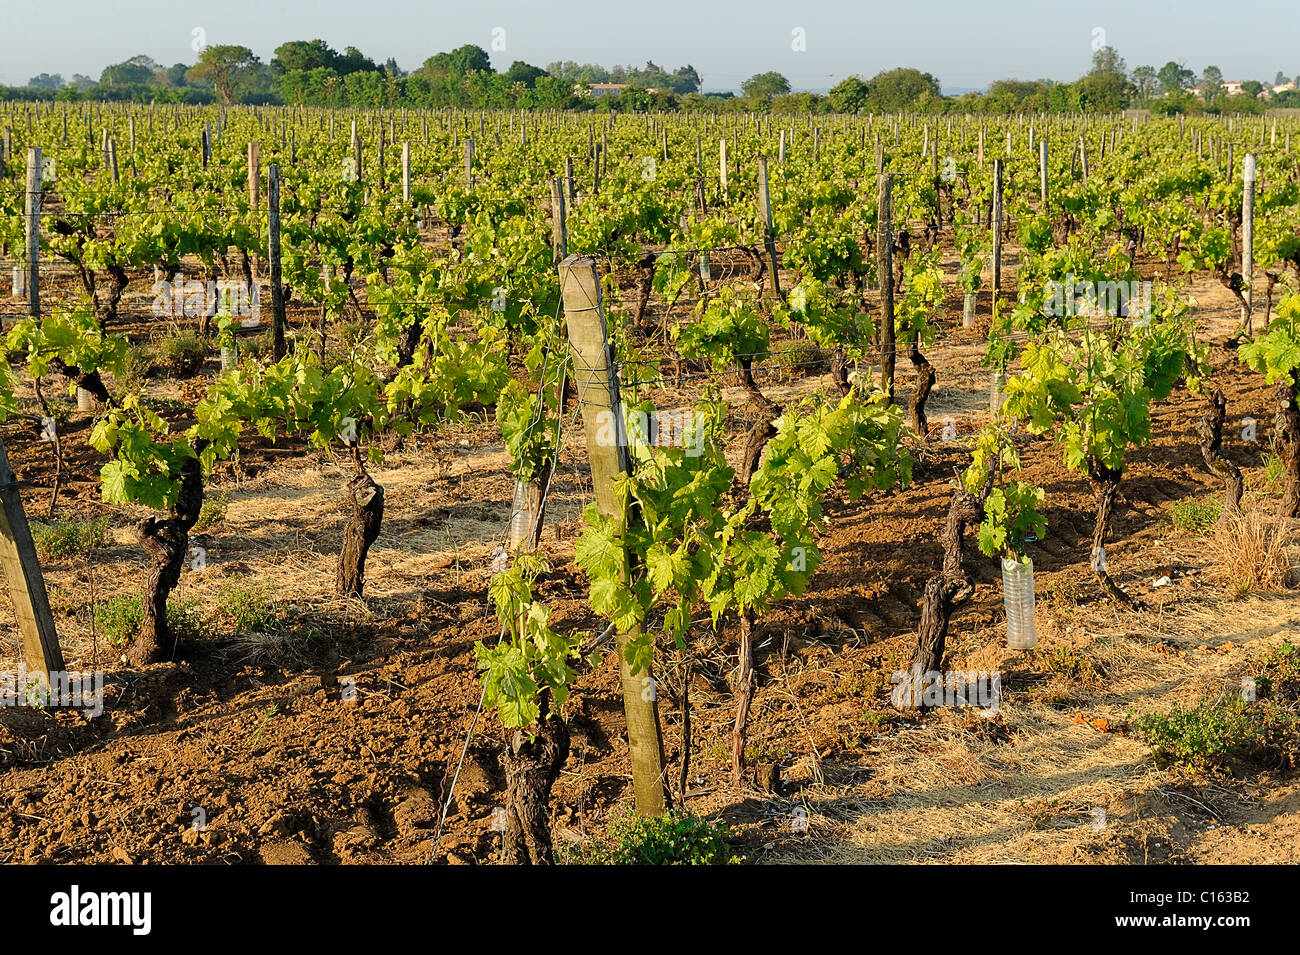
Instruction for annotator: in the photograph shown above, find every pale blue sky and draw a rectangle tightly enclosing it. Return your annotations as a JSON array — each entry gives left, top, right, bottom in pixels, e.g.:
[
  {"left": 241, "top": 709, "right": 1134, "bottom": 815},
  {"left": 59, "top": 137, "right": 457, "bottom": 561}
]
[{"left": 0, "top": 0, "right": 1293, "bottom": 91}]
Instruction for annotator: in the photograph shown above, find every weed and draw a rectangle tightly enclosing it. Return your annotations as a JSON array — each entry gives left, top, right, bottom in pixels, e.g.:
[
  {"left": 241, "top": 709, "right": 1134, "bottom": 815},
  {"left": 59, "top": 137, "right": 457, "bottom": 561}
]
[{"left": 566, "top": 809, "right": 740, "bottom": 865}]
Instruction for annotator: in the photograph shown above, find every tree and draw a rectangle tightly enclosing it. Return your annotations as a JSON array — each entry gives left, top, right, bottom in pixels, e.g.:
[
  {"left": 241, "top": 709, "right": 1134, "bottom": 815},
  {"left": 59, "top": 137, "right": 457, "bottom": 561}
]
[
  {"left": 27, "top": 73, "right": 64, "bottom": 90},
  {"left": 670, "top": 65, "right": 701, "bottom": 94},
  {"left": 424, "top": 44, "right": 493, "bottom": 77},
  {"left": 1158, "top": 60, "right": 1195, "bottom": 95},
  {"left": 1131, "top": 65, "right": 1157, "bottom": 99},
  {"left": 100, "top": 54, "right": 160, "bottom": 87},
  {"left": 1242, "top": 80, "right": 1263, "bottom": 98},
  {"left": 272, "top": 39, "right": 338, "bottom": 74},
  {"left": 828, "top": 75, "right": 869, "bottom": 113},
  {"left": 337, "top": 46, "right": 378, "bottom": 74},
  {"left": 188, "top": 45, "right": 260, "bottom": 105},
  {"left": 1201, "top": 65, "right": 1223, "bottom": 102},
  {"left": 1092, "top": 46, "right": 1127, "bottom": 77},
  {"left": 864, "top": 67, "right": 941, "bottom": 111},
  {"left": 741, "top": 71, "right": 790, "bottom": 99},
  {"left": 504, "top": 60, "right": 547, "bottom": 88}
]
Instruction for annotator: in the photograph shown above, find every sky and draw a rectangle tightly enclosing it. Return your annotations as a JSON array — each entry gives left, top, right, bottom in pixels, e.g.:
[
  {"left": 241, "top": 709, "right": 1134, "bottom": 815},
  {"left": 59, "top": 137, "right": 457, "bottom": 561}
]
[{"left": 0, "top": 0, "right": 1295, "bottom": 92}]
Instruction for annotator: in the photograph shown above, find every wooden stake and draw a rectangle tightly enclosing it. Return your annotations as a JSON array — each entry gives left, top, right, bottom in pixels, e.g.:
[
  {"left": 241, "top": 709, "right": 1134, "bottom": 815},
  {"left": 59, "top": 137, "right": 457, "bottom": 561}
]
[
  {"left": 757, "top": 156, "right": 781, "bottom": 299},
  {"left": 558, "top": 255, "right": 668, "bottom": 817},
  {"left": 268, "top": 165, "right": 286, "bottom": 360},
  {"left": 24, "top": 147, "right": 41, "bottom": 321},
  {"left": 877, "top": 173, "right": 895, "bottom": 398},
  {"left": 1242, "top": 154, "right": 1255, "bottom": 335},
  {"left": 550, "top": 177, "right": 567, "bottom": 264},
  {"left": 0, "top": 437, "right": 66, "bottom": 684}
]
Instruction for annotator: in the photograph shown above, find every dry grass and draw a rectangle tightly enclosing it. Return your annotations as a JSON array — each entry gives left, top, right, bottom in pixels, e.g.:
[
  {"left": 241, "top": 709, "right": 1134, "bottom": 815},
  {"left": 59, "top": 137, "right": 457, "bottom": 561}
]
[{"left": 1205, "top": 498, "right": 1298, "bottom": 597}]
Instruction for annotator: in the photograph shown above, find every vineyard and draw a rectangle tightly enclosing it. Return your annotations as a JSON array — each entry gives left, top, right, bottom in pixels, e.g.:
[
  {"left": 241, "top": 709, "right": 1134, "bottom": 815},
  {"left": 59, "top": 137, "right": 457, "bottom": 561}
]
[{"left": 0, "top": 103, "right": 1298, "bottom": 866}]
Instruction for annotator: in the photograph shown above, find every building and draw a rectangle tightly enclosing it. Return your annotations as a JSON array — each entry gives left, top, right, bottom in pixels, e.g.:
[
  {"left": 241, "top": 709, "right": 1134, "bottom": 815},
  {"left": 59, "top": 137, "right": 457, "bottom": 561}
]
[{"left": 587, "top": 83, "right": 627, "bottom": 97}]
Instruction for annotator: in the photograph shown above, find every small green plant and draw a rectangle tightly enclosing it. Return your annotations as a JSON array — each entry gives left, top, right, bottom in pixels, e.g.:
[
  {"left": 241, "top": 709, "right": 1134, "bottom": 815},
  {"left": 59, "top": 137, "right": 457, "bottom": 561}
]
[
  {"left": 1031, "top": 644, "right": 1102, "bottom": 686},
  {"left": 94, "top": 594, "right": 143, "bottom": 648},
  {"left": 218, "top": 584, "right": 278, "bottom": 633},
  {"left": 247, "top": 704, "right": 280, "bottom": 748},
  {"left": 191, "top": 492, "right": 229, "bottom": 534},
  {"left": 1170, "top": 495, "right": 1222, "bottom": 535},
  {"left": 1132, "top": 695, "right": 1300, "bottom": 774},
  {"left": 94, "top": 593, "right": 202, "bottom": 647},
  {"left": 768, "top": 339, "right": 830, "bottom": 381},
  {"left": 116, "top": 344, "right": 155, "bottom": 391},
  {"left": 569, "top": 809, "right": 741, "bottom": 865},
  {"left": 30, "top": 517, "right": 109, "bottom": 561},
  {"left": 1261, "top": 452, "right": 1284, "bottom": 495},
  {"left": 1253, "top": 640, "right": 1300, "bottom": 703},
  {"left": 151, "top": 330, "right": 209, "bottom": 377}
]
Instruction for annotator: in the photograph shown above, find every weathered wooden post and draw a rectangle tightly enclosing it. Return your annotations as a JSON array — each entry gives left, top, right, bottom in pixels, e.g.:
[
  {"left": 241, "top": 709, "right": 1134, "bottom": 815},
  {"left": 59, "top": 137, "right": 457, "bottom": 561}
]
[{"left": 558, "top": 255, "right": 669, "bottom": 817}]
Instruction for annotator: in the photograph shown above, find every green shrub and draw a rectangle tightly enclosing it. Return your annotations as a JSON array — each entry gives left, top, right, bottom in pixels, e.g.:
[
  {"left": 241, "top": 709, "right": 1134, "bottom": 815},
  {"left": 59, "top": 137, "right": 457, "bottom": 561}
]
[
  {"left": 218, "top": 584, "right": 277, "bottom": 633},
  {"left": 569, "top": 810, "right": 741, "bottom": 865},
  {"left": 152, "top": 330, "right": 209, "bottom": 377},
  {"left": 1254, "top": 641, "right": 1300, "bottom": 703},
  {"left": 94, "top": 595, "right": 143, "bottom": 648},
  {"left": 768, "top": 339, "right": 830, "bottom": 381},
  {"left": 94, "top": 594, "right": 204, "bottom": 648},
  {"left": 1132, "top": 695, "right": 1300, "bottom": 773},
  {"left": 192, "top": 492, "right": 229, "bottom": 534},
  {"left": 117, "top": 344, "right": 155, "bottom": 391},
  {"left": 1170, "top": 496, "right": 1221, "bottom": 535},
  {"left": 31, "top": 517, "right": 109, "bottom": 561}
]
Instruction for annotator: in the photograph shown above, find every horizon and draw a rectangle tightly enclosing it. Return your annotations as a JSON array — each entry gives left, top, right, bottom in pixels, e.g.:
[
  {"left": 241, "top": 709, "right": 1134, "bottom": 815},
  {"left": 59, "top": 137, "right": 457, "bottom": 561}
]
[{"left": 1, "top": 0, "right": 1294, "bottom": 92}]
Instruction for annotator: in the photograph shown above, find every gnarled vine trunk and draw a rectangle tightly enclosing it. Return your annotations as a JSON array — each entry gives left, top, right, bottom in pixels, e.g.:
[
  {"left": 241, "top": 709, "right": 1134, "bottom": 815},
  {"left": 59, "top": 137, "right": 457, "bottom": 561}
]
[
  {"left": 500, "top": 692, "right": 569, "bottom": 865},
  {"left": 337, "top": 466, "right": 384, "bottom": 598},
  {"left": 1197, "top": 387, "right": 1243, "bottom": 516},
  {"left": 730, "top": 610, "right": 756, "bottom": 789},
  {"left": 129, "top": 447, "right": 206, "bottom": 666},
  {"left": 907, "top": 485, "right": 984, "bottom": 690},
  {"left": 1088, "top": 463, "right": 1141, "bottom": 608},
  {"left": 1276, "top": 378, "right": 1300, "bottom": 519},
  {"left": 908, "top": 340, "right": 935, "bottom": 440}
]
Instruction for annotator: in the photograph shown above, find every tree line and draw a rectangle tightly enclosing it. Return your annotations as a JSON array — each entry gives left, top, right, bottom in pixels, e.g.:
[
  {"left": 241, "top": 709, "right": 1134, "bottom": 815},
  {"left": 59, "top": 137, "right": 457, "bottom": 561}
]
[{"left": 4, "top": 41, "right": 1297, "bottom": 115}]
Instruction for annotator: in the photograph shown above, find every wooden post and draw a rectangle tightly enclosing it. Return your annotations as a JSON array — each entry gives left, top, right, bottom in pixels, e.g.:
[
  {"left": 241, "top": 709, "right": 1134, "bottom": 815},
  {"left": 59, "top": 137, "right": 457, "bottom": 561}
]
[
  {"left": 558, "top": 255, "right": 668, "bottom": 817},
  {"left": 549, "top": 177, "right": 567, "bottom": 264},
  {"left": 24, "top": 147, "right": 41, "bottom": 321},
  {"left": 0, "top": 437, "right": 66, "bottom": 684},
  {"left": 757, "top": 156, "right": 781, "bottom": 299},
  {"left": 401, "top": 141, "right": 411, "bottom": 203},
  {"left": 108, "top": 138, "right": 119, "bottom": 183},
  {"left": 352, "top": 123, "right": 362, "bottom": 184},
  {"left": 465, "top": 134, "right": 474, "bottom": 184},
  {"left": 1039, "top": 137, "right": 1049, "bottom": 206},
  {"left": 1242, "top": 154, "right": 1255, "bottom": 335},
  {"left": 268, "top": 165, "right": 286, "bottom": 360},
  {"left": 247, "top": 141, "right": 259, "bottom": 206},
  {"left": 992, "top": 158, "right": 1004, "bottom": 303},
  {"left": 1079, "top": 135, "right": 1089, "bottom": 181},
  {"left": 718, "top": 138, "right": 728, "bottom": 200},
  {"left": 877, "top": 173, "right": 895, "bottom": 398},
  {"left": 202, "top": 122, "right": 210, "bottom": 167},
  {"left": 565, "top": 155, "right": 575, "bottom": 204}
]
